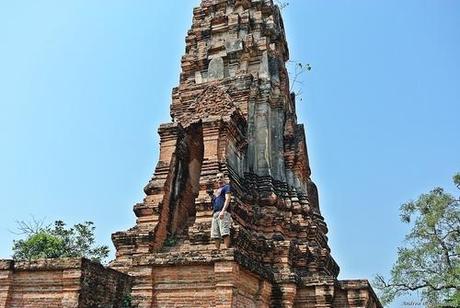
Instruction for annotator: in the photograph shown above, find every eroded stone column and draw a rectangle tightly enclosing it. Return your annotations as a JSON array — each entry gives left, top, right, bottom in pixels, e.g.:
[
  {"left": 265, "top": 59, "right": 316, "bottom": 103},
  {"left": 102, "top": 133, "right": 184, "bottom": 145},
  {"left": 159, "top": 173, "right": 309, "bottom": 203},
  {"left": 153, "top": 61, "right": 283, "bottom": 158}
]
[
  {"left": 132, "top": 265, "right": 154, "bottom": 308},
  {"left": 315, "top": 284, "right": 335, "bottom": 308},
  {"left": 254, "top": 102, "right": 271, "bottom": 175},
  {"left": 61, "top": 267, "right": 82, "bottom": 308},
  {"left": 214, "top": 261, "right": 236, "bottom": 308},
  {"left": 189, "top": 120, "right": 222, "bottom": 244},
  {"left": 280, "top": 283, "right": 297, "bottom": 308},
  {"left": 255, "top": 280, "right": 272, "bottom": 308}
]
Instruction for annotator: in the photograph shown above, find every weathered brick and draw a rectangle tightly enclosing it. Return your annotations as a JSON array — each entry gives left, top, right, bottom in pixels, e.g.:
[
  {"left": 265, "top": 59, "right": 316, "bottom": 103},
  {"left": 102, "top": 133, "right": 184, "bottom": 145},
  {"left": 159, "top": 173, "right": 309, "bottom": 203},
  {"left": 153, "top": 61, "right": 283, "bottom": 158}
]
[{"left": 0, "top": 258, "right": 131, "bottom": 308}]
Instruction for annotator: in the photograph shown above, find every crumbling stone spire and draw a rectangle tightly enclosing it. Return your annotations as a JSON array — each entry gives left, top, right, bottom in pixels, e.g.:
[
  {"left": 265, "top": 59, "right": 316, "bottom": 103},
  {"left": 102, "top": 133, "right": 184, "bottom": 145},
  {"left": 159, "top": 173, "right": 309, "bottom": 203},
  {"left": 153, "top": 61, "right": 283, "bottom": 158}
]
[{"left": 111, "top": 1, "right": 382, "bottom": 307}]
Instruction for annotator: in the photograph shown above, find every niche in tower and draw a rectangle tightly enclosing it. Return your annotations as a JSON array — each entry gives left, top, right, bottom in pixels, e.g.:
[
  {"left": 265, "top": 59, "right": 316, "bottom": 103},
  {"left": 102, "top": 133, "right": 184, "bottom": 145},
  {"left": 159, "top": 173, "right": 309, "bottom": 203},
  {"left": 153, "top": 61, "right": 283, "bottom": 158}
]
[{"left": 168, "top": 122, "right": 204, "bottom": 237}]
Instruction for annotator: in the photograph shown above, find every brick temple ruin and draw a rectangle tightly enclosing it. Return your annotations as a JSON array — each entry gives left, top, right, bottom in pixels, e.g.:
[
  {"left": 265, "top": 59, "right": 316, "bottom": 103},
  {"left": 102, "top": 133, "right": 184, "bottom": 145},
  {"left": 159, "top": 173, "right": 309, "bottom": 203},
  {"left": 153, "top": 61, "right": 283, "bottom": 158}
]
[
  {"left": 110, "top": 0, "right": 382, "bottom": 307},
  {"left": 0, "top": 0, "right": 382, "bottom": 307}
]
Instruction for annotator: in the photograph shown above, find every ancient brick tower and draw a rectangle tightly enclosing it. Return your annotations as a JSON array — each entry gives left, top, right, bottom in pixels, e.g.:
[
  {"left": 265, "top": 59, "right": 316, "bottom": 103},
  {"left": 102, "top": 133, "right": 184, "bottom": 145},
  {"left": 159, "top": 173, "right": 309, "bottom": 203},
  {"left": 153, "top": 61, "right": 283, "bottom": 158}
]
[{"left": 111, "top": 1, "right": 382, "bottom": 307}]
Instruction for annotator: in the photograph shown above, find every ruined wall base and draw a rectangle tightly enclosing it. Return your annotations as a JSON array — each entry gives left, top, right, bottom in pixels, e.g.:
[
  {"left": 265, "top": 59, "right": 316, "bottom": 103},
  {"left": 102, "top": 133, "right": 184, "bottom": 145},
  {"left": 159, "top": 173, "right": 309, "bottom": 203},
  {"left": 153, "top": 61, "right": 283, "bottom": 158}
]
[
  {"left": 294, "top": 280, "right": 382, "bottom": 308},
  {"left": 110, "top": 248, "right": 381, "bottom": 308},
  {"left": 114, "top": 251, "right": 272, "bottom": 308},
  {"left": 0, "top": 258, "right": 132, "bottom": 308}
]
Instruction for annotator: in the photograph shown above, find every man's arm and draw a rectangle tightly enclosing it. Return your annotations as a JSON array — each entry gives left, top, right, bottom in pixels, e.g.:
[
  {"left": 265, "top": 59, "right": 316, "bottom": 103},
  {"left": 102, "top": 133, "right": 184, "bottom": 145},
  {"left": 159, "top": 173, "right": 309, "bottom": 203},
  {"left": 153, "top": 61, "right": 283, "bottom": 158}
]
[{"left": 219, "top": 189, "right": 231, "bottom": 219}]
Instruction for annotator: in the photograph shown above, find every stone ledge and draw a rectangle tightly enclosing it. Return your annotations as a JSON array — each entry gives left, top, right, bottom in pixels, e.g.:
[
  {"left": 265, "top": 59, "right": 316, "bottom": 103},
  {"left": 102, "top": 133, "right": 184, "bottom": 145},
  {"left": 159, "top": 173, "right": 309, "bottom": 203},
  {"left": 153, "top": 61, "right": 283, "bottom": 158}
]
[
  {"left": 135, "top": 248, "right": 238, "bottom": 266},
  {"left": 0, "top": 257, "right": 84, "bottom": 271},
  {"left": 339, "top": 279, "right": 373, "bottom": 290},
  {"left": 0, "top": 257, "right": 122, "bottom": 272},
  {"left": 0, "top": 258, "right": 133, "bottom": 283},
  {"left": 0, "top": 260, "right": 13, "bottom": 270}
]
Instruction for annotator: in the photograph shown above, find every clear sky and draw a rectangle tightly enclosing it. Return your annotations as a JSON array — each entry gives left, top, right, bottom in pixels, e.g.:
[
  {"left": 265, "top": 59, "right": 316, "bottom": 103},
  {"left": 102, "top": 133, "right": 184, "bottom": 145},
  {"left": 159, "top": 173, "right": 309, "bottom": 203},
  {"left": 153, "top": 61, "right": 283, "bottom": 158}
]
[{"left": 0, "top": 1, "right": 459, "bottom": 307}]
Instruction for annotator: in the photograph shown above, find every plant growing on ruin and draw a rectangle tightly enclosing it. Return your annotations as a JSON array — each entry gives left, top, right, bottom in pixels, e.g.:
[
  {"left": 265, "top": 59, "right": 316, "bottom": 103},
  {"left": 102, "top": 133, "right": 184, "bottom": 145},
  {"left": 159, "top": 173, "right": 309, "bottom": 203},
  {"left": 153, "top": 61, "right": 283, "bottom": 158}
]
[
  {"left": 274, "top": 0, "right": 289, "bottom": 10},
  {"left": 375, "top": 173, "right": 460, "bottom": 307},
  {"left": 163, "top": 234, "right": 179, "bottom": 247},
  {"left": 122, "top": 294, "right": 138, "bottom": 308},
  {"left": 288, "top": 61, "right": 312, "bottom": 101},
  {"left": 12, "top": 219, "right": 109, "bottom": 263}
]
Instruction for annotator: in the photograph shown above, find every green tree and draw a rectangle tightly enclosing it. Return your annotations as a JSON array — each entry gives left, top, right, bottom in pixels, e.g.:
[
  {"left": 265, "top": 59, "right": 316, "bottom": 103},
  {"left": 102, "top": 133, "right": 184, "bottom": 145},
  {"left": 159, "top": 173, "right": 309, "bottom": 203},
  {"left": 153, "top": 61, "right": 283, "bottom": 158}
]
[
  {"left": 375, "top": 173, "right": 460, "bottom": 307},
  {"left": 12, "top": 219, "right": 109, "bottom": 263}
]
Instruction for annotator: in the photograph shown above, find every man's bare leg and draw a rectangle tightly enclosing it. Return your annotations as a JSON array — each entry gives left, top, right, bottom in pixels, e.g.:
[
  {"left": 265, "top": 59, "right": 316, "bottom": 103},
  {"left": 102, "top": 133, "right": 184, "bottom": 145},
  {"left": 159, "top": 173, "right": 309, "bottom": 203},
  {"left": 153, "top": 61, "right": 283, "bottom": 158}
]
[
  {"left": 222, "top": 235, "right": 230, "bottom": 249},
  {"left": 214, "top": 239, "right": 221, "bottom": 250}
]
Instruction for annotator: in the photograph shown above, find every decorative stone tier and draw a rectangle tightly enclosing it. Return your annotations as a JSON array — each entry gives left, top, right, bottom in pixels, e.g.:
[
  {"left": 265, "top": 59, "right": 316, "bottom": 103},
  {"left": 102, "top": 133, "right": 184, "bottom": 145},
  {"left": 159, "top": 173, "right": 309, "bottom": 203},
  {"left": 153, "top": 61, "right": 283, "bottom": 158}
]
[{"left": 0, "top": 258, "right": 132, "bottom": 308}]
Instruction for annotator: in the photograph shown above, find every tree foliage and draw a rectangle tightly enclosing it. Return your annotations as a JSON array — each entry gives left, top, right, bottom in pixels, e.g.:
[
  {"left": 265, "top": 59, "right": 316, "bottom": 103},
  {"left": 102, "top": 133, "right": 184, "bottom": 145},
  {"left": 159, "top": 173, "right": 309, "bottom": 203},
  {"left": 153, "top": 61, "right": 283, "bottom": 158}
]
[
  {"left": 375, "top": 173, "right": 460, "bottom": 307},
  {"left": 12, "top": 219, "right": 109, "bottom": 263}
]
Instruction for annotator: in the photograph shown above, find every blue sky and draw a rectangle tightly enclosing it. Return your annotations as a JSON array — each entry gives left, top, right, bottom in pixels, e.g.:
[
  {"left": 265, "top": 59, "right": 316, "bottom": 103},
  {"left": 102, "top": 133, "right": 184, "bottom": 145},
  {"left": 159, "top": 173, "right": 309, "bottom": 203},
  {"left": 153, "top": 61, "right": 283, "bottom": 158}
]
[{"left": 0, "top": 1, "right": 459, "bottom": 306}]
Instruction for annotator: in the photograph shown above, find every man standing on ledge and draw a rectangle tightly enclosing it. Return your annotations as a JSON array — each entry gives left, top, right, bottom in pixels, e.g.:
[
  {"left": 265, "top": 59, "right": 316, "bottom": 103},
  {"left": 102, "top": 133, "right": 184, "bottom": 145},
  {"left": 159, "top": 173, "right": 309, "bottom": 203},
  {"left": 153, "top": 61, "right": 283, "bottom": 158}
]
[{"left": 209, "top": 172, "right": 232, "bottom": 250}]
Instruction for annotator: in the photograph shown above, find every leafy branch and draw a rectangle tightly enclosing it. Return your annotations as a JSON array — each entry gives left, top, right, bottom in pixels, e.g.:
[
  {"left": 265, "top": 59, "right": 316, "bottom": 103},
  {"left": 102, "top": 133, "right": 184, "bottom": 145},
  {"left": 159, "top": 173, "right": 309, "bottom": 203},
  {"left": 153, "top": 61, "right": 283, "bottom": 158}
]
[{"left": 374, "top": 173, "right": 460, "bottom": 307}]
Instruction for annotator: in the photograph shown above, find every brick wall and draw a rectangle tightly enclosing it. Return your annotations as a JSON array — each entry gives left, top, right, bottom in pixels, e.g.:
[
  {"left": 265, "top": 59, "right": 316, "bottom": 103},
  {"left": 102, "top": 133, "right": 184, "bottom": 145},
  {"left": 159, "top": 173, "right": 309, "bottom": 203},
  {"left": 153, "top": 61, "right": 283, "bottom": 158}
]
[
  {"left": 294, "top": 280, "right": 383, "bottom": 308},
  {"left": 333, "top": 280, "right": 383, "bottom": 308},
  {"left": 129, "top": 260, "right": 271, "bottom": 308},
  {"left": 0, "top": 258, "right": 132, "bottom": 308}
]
